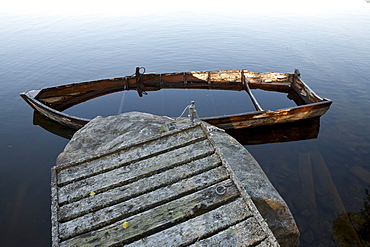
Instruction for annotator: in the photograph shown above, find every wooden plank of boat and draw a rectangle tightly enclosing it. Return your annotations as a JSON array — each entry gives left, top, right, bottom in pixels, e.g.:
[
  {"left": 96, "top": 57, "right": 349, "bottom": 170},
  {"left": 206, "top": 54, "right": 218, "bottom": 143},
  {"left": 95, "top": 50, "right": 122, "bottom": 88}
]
[
  {"left": 20, "top": 68, "right": 332, "bottom": 130},
  {"left": 241, "top": 70, "right": 263, "bottom": 112},
  {"left": 227, "top": 117, "right": 320, "bottom": 145}
]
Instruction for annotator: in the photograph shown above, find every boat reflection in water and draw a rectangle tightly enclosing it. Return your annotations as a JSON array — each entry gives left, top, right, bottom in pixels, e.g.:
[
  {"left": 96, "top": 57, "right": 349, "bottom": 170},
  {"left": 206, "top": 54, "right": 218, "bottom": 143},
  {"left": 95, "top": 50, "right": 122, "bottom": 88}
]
[
  {"left": 226, "top": 117, "right": 320, "bottom": 145},
  {"left": 33, "top": 110, "right": 321, "bottom": 144},
  {"left": 33, "top": 112, "right": 77, "bottom": 139}
]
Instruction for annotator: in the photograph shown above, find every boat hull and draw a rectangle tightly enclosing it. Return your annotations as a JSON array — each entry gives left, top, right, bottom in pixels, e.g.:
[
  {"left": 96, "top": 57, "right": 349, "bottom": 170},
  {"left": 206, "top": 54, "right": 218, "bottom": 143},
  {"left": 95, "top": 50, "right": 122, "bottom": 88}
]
[
  {"left": 20, "top": 69, "right": 332, "bottom": 131},
  {"left": 21, "top": 91, "right": 89, "bottom": 129},
  {"left": 203, "top": 101, "right": 331, "bottom": 129}
]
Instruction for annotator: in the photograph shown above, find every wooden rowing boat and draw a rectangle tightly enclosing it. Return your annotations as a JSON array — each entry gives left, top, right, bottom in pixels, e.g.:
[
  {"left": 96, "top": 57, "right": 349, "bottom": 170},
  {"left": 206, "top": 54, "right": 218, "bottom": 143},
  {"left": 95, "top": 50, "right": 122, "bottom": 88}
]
[{"left": 20, "top": 68, "right": 332, "bottom": 130}]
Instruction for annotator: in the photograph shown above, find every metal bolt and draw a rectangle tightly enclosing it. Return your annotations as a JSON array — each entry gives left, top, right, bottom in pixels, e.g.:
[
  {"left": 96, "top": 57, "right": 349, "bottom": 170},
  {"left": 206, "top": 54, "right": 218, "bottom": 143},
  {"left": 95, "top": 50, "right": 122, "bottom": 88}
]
[{"left": 215, "top": 185, "right": 227, "bottom": 195}]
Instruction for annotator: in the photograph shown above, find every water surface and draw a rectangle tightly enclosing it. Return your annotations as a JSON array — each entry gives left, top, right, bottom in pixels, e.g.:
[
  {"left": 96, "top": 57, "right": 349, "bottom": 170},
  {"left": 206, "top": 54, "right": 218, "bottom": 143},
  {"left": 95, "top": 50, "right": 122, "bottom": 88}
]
[{"left": 1, "top": 1, "right": 369, "bottom": 246}]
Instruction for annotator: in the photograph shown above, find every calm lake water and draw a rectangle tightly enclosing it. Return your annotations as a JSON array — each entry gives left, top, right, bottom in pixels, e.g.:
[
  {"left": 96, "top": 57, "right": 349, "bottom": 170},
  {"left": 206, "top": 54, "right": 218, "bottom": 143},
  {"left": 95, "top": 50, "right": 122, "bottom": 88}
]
[{"left": 1, "top": 1, "right": 369, "bottom": 246}]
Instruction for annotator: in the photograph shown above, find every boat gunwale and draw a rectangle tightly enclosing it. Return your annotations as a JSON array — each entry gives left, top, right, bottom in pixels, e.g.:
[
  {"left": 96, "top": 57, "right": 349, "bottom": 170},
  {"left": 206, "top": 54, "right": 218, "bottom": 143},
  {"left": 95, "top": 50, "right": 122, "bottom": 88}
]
[
  {"left": 20, "top": 91, "right": 90, "bottom": 129},
  {"left": 200, "top": 99, "right": 332, "bottom": 121}
]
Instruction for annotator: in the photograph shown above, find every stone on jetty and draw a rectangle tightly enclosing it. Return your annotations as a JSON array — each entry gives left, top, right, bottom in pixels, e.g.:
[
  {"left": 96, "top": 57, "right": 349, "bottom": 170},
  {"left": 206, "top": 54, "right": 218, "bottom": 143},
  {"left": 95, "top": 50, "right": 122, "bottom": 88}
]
[{"left": 51, "top": 112, "right": 298, "bottom": 246}]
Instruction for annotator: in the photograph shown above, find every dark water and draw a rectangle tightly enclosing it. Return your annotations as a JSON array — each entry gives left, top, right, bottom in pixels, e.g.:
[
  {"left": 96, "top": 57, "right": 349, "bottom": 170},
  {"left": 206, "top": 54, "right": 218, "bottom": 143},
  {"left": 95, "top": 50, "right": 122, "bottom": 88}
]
[{"left": 1, "top": 1, "right": 369, "bottom": 246}]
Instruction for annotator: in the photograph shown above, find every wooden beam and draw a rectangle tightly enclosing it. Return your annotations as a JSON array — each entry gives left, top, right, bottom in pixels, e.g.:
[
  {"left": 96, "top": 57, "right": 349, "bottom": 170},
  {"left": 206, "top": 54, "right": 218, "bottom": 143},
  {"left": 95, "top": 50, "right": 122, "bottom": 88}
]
[
  {"left": 126, "top": 199, "right": 259, "bottom": 247},
  {"left": 61, "top": 180, "right": 240, "bottom": 245},
  {"left": 241, "top": 72, "right": 263, "bottom": 111},
  {"left": 59, "top": 162, "right": 226, "bottom": 222}
]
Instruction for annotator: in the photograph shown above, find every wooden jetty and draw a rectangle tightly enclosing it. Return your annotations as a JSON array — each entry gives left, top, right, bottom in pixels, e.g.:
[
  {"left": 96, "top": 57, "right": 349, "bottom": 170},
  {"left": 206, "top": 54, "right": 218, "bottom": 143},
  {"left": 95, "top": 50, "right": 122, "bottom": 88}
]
[{"left": 51, "top": 112, "right": 298, "bottom": 246}]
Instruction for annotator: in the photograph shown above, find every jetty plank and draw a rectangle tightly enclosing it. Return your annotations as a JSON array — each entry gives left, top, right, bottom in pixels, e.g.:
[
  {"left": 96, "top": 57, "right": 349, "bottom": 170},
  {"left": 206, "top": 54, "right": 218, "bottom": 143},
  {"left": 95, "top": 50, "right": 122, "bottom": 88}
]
[
  {"left": 126, "top": 198, "right": 255, "bottom": 247},
  {"left": 58, "top": 138, "right": 214, "bottom": 205},
  {"left": 59, "top": 170, "right": 232, "bottom": 239},
  {"left": 59, "top": 158, "right": 224, "bottom": 222},
  {"left": 189, "top": 217, "right": 271, "bottom": 247},
  {"left": 61, "top": 180, "right": 239, "bottom": 244},
  {"left": 57, "top": 124, "right": 206, "bottom": 185}
]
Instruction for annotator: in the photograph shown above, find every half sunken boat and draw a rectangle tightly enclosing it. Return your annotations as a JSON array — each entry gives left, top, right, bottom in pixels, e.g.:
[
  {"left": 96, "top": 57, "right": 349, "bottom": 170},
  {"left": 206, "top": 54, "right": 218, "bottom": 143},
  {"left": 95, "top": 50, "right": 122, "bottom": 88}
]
[{"left": 20, "top": 68, "right": 332, "bottom": 130}]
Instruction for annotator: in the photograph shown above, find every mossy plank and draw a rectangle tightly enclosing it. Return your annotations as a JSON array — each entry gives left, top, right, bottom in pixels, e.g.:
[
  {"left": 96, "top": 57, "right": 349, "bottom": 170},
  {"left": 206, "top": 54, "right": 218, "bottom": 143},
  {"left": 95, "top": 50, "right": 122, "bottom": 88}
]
[
  {"left": 58, "top": 139, "right": 214, "bottom": 205},
  {"left": 59, "top": 154, "right": 223, "bottom": 222},
  {"left": 59, "top": 166, "right": 230, "bottom": 239},
  {"left": 57, "top": 125, "right": 206, "bottom": 185},
  {"left": 60, "top": 180, "right": 239, "bottom": 245},
  {"left": 125, "top": 198, "right": 253, "bottom": 247}
]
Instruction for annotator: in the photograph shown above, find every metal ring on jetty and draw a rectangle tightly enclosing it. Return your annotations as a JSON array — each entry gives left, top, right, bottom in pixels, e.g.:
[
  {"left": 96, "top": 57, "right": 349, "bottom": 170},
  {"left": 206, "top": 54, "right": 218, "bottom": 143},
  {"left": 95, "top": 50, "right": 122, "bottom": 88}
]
[{"left": 215, "top": 185, "right": 227, "bottom": 195}]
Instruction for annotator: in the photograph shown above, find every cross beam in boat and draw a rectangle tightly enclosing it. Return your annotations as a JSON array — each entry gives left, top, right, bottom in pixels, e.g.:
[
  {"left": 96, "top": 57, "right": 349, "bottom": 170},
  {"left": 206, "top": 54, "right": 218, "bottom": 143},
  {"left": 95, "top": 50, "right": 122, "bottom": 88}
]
[{"left": 241, "top": 71, "right": 263, "bottom": 112}]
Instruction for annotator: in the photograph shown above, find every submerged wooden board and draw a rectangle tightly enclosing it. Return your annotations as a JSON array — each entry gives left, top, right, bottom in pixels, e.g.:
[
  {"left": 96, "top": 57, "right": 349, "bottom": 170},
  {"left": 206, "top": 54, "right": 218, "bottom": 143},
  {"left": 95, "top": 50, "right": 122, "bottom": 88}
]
[{"left": 51, "top": 122, "right": 279, "bottom": 246}]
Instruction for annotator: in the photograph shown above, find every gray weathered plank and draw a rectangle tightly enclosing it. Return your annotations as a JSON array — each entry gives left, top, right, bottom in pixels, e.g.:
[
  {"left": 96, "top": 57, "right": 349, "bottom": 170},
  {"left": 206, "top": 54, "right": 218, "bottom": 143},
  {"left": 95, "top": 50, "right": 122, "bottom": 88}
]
[
  {"left": 125, "top": 198, "right": 253, "bottom": 247},
  {"left": 57, "top": 125, "right": 206, "bottom": 185},
  {"left": 60, "top": 179, "right": 239, "bottom": 245},
  {"left": 59, "top": 154, "right": 223, "bottom": 222},
  {"left": 58, "top": 166, "right": 230, "bottom": 239},
  {"left": 58, "top": 139, "right": 214, "bottom": 205},
  {"left": 189, "top": 217, "right": 268, "bottom": 247}
]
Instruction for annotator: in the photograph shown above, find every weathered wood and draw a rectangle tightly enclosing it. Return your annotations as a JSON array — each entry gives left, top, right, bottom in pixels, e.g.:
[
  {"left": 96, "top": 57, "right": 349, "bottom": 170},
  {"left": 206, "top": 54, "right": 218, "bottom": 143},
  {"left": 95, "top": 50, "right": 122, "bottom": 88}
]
[
  {"left": 61, "top": 180, "right": 240, "bottom": 244},
  {"left": 189, "top": 217, "right": 272, "bottom": 247},
  {"left": 51, "top": 167, "right": 59, "bottom": 246},
  {"left": 59, "top": 159, "right": 225, "bottom": 222},
  {"left": 58, "top": 139, "right": 214, "bottom": 205},
  {"left": 242, "top": 74, "right": 263, "bottom": 111},
  {"left": 20, "top": 68, "right": 332, "bottom": 131},
  {"left": 125, "top": 198, "right": 256, "bottom": 247},
  {"left": 59, "top": 173, "right": 233, "bottom": 240},
  {"left": 208, "top": 126, "right": 299, "bottom": 247},
  {"left": 292, "top": 77, "right": 323, "bottom": 103},
  {"left": 203, "top": 101, "right": 331, "bottom": 129},
  {"left": 256, "top": 238, "right": 280, "bottom": 247},
  {"left": 57, "top": 124, "right": 207, "bottom": 185},
  {"left": 51, "top": 113, "right": 295, "bottom": 246},
  {"left": 227, "top": 117, "right": 320, "bottom": 145}
]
